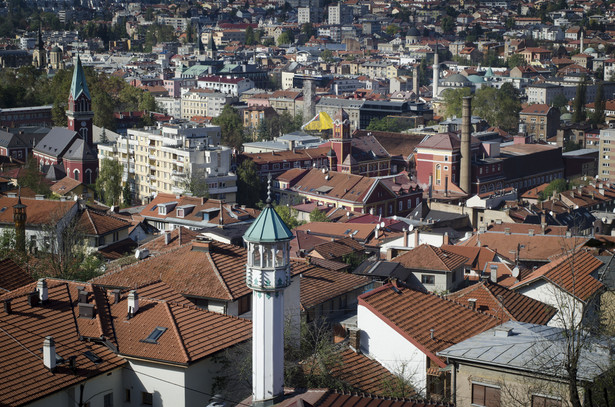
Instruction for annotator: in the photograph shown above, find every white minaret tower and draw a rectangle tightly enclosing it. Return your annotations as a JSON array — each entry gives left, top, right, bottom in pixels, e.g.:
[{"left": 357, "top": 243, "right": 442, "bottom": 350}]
[
  {"left": 432, "top": 43, "right": 440, "bottom": 98},
  {"left": 243, "top": 178, "right": 293, "bottom": 407}
]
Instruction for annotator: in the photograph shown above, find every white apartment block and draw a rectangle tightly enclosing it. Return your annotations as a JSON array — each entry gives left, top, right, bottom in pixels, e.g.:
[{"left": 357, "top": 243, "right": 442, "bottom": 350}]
[
  {"left": 156, "top": 96, "right": 181, "bottom": 118},
  {"left": 180, "top": 90, "right": 235, "bottom": 119},
  {"left": 197, "top": 76, "right": 254, "bottom": 97},
  {"left": 599, "top": 128, "right": 615, "bottom": 183},
  {"left": 298, "top": 7, "right": 312, "bottom": 24},
  {"left": 98, "top": 123, "right": 237, "bottom": 204}
]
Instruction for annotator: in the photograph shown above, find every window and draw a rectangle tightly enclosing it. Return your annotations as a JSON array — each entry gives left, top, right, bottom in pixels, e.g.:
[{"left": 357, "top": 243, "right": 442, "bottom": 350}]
[
  {"left": 124, "top": 389, "right": 131, "bottom": 402},
  {"left": 421, "top": 275, "right": 435, "bottom": 285},
  {"left": 142, "top": 327, "right": 167, "bottom": 344},
  {"left": 142, "top": 392, "right": 153, "bottom": 405},
  {"left": 532, "top": 395, "right": 561, "bottom": 407},
  {"left": 472, "top": 383, "right": 501, "bottom": 407},
  {"left": 104, "top": 393, "right": 113, "bottom": 407}
]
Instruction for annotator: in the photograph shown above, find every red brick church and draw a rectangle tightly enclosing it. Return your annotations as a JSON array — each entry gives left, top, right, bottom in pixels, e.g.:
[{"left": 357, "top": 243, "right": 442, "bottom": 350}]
[{"left": 33, "top": 55, "right": 98, "bottom": 184}]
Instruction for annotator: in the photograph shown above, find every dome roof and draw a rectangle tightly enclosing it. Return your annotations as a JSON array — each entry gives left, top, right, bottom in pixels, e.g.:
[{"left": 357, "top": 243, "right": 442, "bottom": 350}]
[
  {"left": 484, "top": 67, "right": 494, "bottom": 78},
  {"left": 443, "top": 73, "right": 471, "bottom": 84},
  {"left": 584, "top": 47, "right": 596, "bottom": 54},
  {"left": 407, "top": 27, "right": 420, "bottom": 37},
  {"left": 467, "top": 75, "right": 485, "bottom": 83}
]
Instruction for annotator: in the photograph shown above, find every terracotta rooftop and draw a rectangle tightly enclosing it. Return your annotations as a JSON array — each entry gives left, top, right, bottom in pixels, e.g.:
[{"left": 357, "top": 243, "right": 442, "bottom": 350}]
[
  {"left": 511, "top": 250, "right": 604, "bottom": 302},
  {"left": 394, "top": 244, "right": 468, "bottom": 272},
  {"left": 78, "top": 208, "right": 131, "bottom": 236},
  {"left": 520, "top": 104, "right": 552, "bottom": 115},
  {"left": 0, "top": 258, "right": 34, "bottom": 292},
  {"left": 243, "top": 146, "right": 330, "bottom": 165},
  {"left": 0, "top": 196, "right": 75, "bottom": 227},
  {"left": 49, "top": 176, "right": 86, "bottom": 195},
  {"left": 485, "top": 222, "right": 568, "bottom": 236},
  {"left": 447, "top": 280, "right": 556, "bottom": 324},
  {"left": 285, "top": 168, "right": 379, "bottom": 204},
  {"left": 310, "top": 237, "right": 365, "bottom": 260},
  {"left": 0, "top": 282, "right": 125, "bottom": 406},
  {"left": 359, "top": 283, "right": 500, "bottom": 368},
  {"left": 139, "top": 227, "right": 200, "bottom": 253},
  {"left": 300, "top": 266, "right": 371, "bottom": 310},
  {"left": 440, "top": 245, "right": 496, "bottom": 271},
  {"left": 294, "top": 222, "right": 376, "bottom": 243}
]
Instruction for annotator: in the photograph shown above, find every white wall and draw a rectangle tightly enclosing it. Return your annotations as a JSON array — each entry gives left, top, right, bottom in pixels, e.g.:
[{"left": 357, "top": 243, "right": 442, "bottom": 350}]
[
  {"left": 124, "top": 360, "right": 187, "bottom": 407},
  {"left": 516, "top": 280, "right": 582, "bottom": 328},
  {"left": 358, "top": 304, "right": 428, "bottom": 394}
]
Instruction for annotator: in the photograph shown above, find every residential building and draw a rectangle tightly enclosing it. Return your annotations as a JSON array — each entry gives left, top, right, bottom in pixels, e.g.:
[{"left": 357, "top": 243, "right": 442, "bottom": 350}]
[
  {"left": 197, "top": 75, "right": 254, "bottom": 97},
  {"left": 328, "top": 2, "right": 352, "bottom": 25},
  {"left": 0, "top": 105, "right": 53, "bottom": 128},
  {"left": 599, "top": 128, "right": 615, "bottom": 183},
  {"left": 438, "top": 321, "right": 613, "bottom": 407},
  {"left": 97, "top": 123, "right": 237, "bottom": 204},
  {"left": 180, "top": 89, "right": 235, "bottom": 119},
  {"left": 240, "top": 146, "right": 330, "bottom": 180},
  {"left": 519, "top": 104, "right": 560, "bottom": 141}
]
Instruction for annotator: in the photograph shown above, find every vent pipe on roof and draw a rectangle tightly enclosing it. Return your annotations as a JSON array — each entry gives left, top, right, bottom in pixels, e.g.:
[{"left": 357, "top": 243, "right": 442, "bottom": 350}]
[
  {"left": 3, "top": 299, "right": 11, "bottom": 315},
  {"left": 128, "top": 290, "right": 139, "bottom": 317},
  {"left": 468, "top": 298, "right": 477, "bottom": 310},
  {"left": 165, "top": 231, "right": 172, "bottom": 245},
  {"left": 37, "top": 278, "right": 48, "bottom": 303},
  {"left": 430, "top": 328, "right": 435, "bottom": 340},
  {"left": 43, "top": 336, "right": 56, "bottom": 371}
]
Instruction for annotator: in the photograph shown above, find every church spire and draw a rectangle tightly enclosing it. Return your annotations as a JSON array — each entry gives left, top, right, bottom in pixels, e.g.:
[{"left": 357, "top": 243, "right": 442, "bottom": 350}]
[
  {"left": 67, "top": 54, "right": 94, "bottom": 146},
  {"left": 70, "top": 55, "right": 91, "bottom": 101}
]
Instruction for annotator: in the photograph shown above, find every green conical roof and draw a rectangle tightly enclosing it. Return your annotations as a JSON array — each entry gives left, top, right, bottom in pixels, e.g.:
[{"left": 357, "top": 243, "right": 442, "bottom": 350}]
[
  {"left": 70, "top": 55, "right": 91, "bottom": 101},
  {"left": 243, "top": 205, "right": 293, "bottom": 243}
]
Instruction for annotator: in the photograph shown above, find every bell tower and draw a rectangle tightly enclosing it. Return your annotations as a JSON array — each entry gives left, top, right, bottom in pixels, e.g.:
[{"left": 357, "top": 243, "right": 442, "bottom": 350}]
[
  {"left": 243, "top": 179, "right": 293, "bottom": 407},
  {"left": 66, "top": 55, "right": 94, "bottom": 147},
  {"left": 13, "top": 191, "right": 27, "bottom": 253},
  {"left": 330, "top": 108, "right": 351, "bottom": 172}
]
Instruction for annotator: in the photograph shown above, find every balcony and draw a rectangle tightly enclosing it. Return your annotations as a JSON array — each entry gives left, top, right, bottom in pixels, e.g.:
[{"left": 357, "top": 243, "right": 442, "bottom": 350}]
[{"left": 149, "top": 154, "right": 157, "bottom": 160}]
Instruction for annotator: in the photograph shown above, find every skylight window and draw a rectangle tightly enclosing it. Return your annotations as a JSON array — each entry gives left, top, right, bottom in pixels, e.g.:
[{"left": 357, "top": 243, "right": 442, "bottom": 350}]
[{"left": 142, "top": 327, "right": 167, "bottom": 344}]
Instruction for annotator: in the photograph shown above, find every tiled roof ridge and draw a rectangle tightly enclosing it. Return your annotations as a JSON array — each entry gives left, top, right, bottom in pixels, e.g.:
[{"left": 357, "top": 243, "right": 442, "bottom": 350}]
[
  {"left": 85, "top": 208, "right": 98, "bottom": 235},
  {"left": 314, "top": 389, "right": 454, "bottom": 406},
  {"left": 207, "top": 248, "right": 235, "bottom": 300},
  {"left": 163, "top": 301, "right": 190, "bottom": 363},
  {"left": 87, "top": 207, "right": 131, "bottom": 224},
  {"left": 479, "top": 282, "right": 516, "bottom": 321},
  {"left": 435, "top": 290, "right": 501, "bottom": 322}
]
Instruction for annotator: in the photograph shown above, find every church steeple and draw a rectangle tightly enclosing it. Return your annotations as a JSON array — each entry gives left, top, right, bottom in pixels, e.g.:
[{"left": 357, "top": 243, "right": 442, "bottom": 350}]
[{"left": 67, "top": 55, "right": 94, "bottom": 146}]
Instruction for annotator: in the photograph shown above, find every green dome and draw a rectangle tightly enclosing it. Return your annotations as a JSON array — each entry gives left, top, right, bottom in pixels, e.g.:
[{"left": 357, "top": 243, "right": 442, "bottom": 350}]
[
  {"left": 467, "top": 75, "right": 485, "bottom": 83},
  {"left": 243, "top": 204, "right": 293, "bottom": 243},
  {"left": 484, "top": 67, "right": 494, "bottom": 77}
]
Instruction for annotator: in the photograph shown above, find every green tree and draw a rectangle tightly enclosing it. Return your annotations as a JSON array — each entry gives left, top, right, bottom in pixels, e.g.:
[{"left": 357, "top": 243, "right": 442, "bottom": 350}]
[
  {"left": 274, "top": 204, "right": 302, "bottom": 229},
  {"left": 441, "top": 16, "right": 455, "bottom": 34},
  {"left": 442, "top": 87, "right": 472, "bottom": 118},
  {"left": 277, "top": 30, "right": 294, "bottom": 46},
  {"left": 245, "top": 26, "right": 256, "bottom": 45},
  {"left": 552, "top": 93, "right": 568, "bottom": 110},
  {"left": 122, "top": 182, "right": 132, "bottom": 207},
  {"left": 366, "top": 116, "right": 404, "bottom": 132},
  {"left": 538, "top": 178, "right": 567, "bottom": 200},
  {"left": 572, "top": 80, "right": 587, "bottom": 123},
  {"left": 473, "top": 84, "right": 522, "bottom": 131},
  {"left": 590, "top": 81, "right": 605, "bottom": 125},
  {"left": 309, "top": 208, "right": 329, "bottom": 222},
  {"left": 384, "top": 24, "right": 400, "bottom": 35},
  {"left": 236, "top": 160, "right": 261, "bottom": 207},
  {"left": 301, "top": 23, "right": 315, "bottom": 39},
  {"left": 182, "top": 168, "right": 210, "bottom": 198},
  {"left": 18, "top": 156, "right": 51, "bottom": 196},
  {"left": 96, "top": 158, "right": 123, "bottom": 206},
  {"left": 507, "top": 54, "right": 526, "bottom": 69},
  {"left": 212, "top": 105, "right": 245, "bottom": 149},
  {"left": 320, "top": 49, "right": 334, "bottom": 63}
]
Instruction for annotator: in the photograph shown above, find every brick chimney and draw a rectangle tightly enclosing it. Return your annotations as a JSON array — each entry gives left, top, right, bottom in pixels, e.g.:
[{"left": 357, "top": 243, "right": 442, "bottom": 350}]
[
  {"left": 43, "top": 336, "right": 56, "bottom": 371},
  {"left": 37, "top": 279, "right": 48, "bottom": 303},
  {"left": 128, "top": 290, "right": 139, "bottom": 317}
]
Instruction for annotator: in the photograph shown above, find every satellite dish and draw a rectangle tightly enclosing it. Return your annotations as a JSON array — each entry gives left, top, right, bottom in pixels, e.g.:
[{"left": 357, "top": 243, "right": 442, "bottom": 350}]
[
  {"left": 512, "top": 266, "right": 519, "bottom": 278},
  {"left": 409, "top": 225, "right": 414, "bottom": 231},
  {"left": 380, "top": 221, "right": 385, "bottom": 228}
]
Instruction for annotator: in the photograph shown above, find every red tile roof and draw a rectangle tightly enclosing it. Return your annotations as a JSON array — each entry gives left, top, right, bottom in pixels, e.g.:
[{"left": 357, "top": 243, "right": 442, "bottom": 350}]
[
  {"left": 78, "top": 208, "right": 131, "bottom": 236},
  {"left": 359, "top": 283, "right": 500, "bottom": 367},
  {"left": 394, "top": 244, "right": 468, "bottom": 272},
  {"left": 0, "top": 258, "right": 34, "bottom": 292},
  {"left": 0, "top": 282, "right": 126, "bottom": 406},
  {"left": 0, "top": 196, "right": 76, "bottom": 227},
  {"left": 447, "top": 280, "right": 557, "bottom": 324},
  {"left": 511, "top": 250, "right": 604, "bottom": 302},
  {"left": 440, "top": 245, "right": 496, "bottom": 271},
  {"left": 139, "top": 227, "right": 199, "bottom": 253},
  {"left": 300, "top": 267, "right": 371, "bottom": 310}
]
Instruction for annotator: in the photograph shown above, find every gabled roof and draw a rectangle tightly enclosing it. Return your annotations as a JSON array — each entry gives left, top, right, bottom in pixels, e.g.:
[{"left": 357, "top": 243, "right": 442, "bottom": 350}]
[
  {"left": 300, "top": 267, "right": 371, "bottom": 310},
  {"left": 78, "top": 208, "right": 131, "bottom": 237},
  {"left": 314, "top": 391, "right": 453, "bottom": 407},
  {"left": 359, "top": 283, "right": 500, "bottom": 368},
  {"left": 50, "top": 176, "right": 88, "bottom": 196},
  {"left": 70, "top": 55, "right": 91, "bottom": 100},
  {"left": 310, "top": 237, "right": 365, "bottom": 260},
  {"left": 394, "top": 244, "right": 468, "bottom": 272},
  {"left": 440, "top": 245, "right": 496, "bottom": 271},
  {"left": 0, "top": 258, "right": 34, "bottom": 292},
  {"left": 0, "top": 281, "right": 125, "bottom": 406},
  {"left": 447, "top": 280, "right": 557, "bottom": 324},
  {"left": 140, "top": 227, "right": 200, "bottom": 253},
  {"left": 0, "top": 196, "right": 76, "bottom": 227},
  {"left": 33, "top": 127, "right": 78, "bottom": 158},
  {"left": 511, "top": 250, "right": 604, "bottom": 302},
  {"left": 62, "top": 138, "right": 97, "bottom": 161}
]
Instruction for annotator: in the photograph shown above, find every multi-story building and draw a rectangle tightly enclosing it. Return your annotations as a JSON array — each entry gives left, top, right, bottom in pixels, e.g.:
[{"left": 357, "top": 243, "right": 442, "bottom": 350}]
[
  {"left": 599, "top": 128, "right": 615, "bottom": 182},
  {"left": 156, "top": 96, "right": 181, "bottom": 118},
  {"left": 180, "top": 89, "right": 235, "bottom": 119},
  {"left": 98, "top": 123, "right": 237, "bottom": 204},
  {"left": 519, "top": 104, "right": 560, "bottom": 141},
  {"left": 197, "top": 76, "right": 254, "bottom": 97},
  {"left": 328, "top": 2, "right": 352, "bottom": 25}
]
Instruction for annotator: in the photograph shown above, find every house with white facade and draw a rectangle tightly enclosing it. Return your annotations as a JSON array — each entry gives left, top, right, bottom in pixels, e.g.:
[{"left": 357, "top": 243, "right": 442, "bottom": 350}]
[{"left": 196, "top": 76, "right": 254, "bottom": 97}]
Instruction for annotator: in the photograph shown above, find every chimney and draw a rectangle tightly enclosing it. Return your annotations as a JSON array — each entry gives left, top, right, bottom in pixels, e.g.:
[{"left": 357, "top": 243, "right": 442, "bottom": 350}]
[
  {"left": 192, "top": 237, "right": 212, "bottom": 252},
  {"left": 348, "top": 328, "right": 361, "bottom": 352},
  {"left": 164, "top": 231, "right": 172, "bottom": 245},
  {"left": 460, "top": 96, "right": 472, "bottom": 194},
  {"left": 128, "top": 290, "right": 139, "bottom": 317},
  {"left": 111, "top": 289, "right": 120, "bottom": 304},
  {"left": 3, "top": 299, "right": 11, "bottom": 315},
  {"left": 494, "top": 327, "right": 513, "bottom": 337},
  {"left": 528, "top": 229, "right": 534, "bottom": 237},
  {"left": 430, "top": 328, "right": 435, "bottom": 340},
  {"left": 443, "top": 232, "right": 449, "bottom": 245},
  {"left": 37, "top": 279, "right": 48, "bottom": 303},
  {"left": 43, "top": 336, "right": 56, "bottom": 371},
  {"left": 490, "top": 264, "right": 498, "bottom": 283},
  {"left": 403, "top": 228, "right": 408, "bottom": 247},
  {"left": 78, "top": 289, "right": 89, "bottom": 303},
  {"left": 468, "top": 298, "right": 477, "bottom": 310},
  {"left": 505, "top": 227, "right": 511, "bottom": 235},
  {"left": 414, "top": 230, "right": 420, "bottom": 247}
]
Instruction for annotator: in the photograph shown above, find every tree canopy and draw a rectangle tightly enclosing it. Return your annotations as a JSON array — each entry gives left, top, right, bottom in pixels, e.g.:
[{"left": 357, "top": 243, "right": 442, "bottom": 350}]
[
  {"left": 96, "top": 158, "right": 123, "bottom": 206},
  {"left": 236, "top": 160, "right": 262, "bottom": 207},
  {"left": 212, "top": 105, "right": 245, "bottom": 149}
]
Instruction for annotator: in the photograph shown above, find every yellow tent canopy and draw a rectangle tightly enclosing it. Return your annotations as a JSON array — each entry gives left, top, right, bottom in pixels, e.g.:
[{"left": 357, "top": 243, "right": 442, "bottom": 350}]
[{"left": 302, "top": 111, "right": 333, "bottom": 131}]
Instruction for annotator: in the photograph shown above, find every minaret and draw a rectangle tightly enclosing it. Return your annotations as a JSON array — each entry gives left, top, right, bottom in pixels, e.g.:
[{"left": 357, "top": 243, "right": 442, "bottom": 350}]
[
  {"left": 580, "top": 30, "right": 584, "bottom": 52},
  {"left": 432, "top": 43, "right": 440, "bottom": 98},
  {"left": 66, "top": 55, "right": 94, "bottom": 147},
  {"left": 413, "top": 65, "right": 419, "bottom": 96},
  {"left": 13, "top": 190, "right": 27, "bottom": 253},
  {"left": 243, "top": 178, "right": 293, "bottom": 407}
]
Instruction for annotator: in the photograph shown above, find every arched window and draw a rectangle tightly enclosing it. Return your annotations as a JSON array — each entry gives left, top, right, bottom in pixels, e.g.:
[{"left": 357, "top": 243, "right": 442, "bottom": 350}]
[
  {"left": 85, "top": 169, "right": 92, "bottom": 185},
  {"left": 435, "top": 165, "right": 441, "bottom": 185},
  {"left": 73, "top": 169, "right": 80, "bottom": 182},
  {"left": 480, "top": 185, "right": 487, "bottom": 194},
  {"left": 80, "top": 127, "right": 88, "bottom": 143}
]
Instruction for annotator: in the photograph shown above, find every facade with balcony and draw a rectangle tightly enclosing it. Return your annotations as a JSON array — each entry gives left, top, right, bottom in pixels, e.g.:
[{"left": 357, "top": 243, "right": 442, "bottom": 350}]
[{"left": 98, "top": 122, "right": 237, "bottom": 204}]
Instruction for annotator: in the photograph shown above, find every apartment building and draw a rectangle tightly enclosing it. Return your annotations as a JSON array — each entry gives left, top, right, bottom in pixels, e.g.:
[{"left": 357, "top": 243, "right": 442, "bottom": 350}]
[
  {"left": 519, "top": 104, "right": 560, "bottom": 141},
  {"left": 196, "top": 76, "right": 254, "bottom": 97},
  {"left": 98, "top": 123, "right": 237, "bottom": 204},
  {"left": 180, "top": 89, "right": 235, "bottom": 119},
  {"left": 599, "top": 128, "right": 615, "bottom": 183}
]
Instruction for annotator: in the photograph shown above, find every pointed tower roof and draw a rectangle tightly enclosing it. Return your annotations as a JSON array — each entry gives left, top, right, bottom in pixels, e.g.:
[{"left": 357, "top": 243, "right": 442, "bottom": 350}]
[
  {"left": 243, "top": 179, "right": 293, "bottom": 243},
  {"left": 70, "top": 55, "right": 91, "bottom": 101}
]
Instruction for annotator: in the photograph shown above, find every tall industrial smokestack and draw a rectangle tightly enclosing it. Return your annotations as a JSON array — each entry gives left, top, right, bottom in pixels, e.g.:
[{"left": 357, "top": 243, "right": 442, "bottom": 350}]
[{"left": 460, "top": 96, "right": 472, "bottom": 194}]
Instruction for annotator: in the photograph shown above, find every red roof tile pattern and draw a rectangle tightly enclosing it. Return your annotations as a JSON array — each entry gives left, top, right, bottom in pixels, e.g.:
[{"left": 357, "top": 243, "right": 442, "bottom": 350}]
[
  {"left": 440, "top": 245, "right": 496, "bottom": 271},
  {"left": 300, "top": 267, "right": 371, "bottom": 310},
  {"left": 140, "top": 227, "right": 199, "bottom": 253},
  {"left": 394, "top": 244, "right": 468, "bottom": 272},
  {"left": 486, "top": 222, "right": 568, "bottom": 236},
  {"left": 333, "top": 349, "right": 416, "bottom": 396},
  {"left": 447, "top": 280, "right": 557, "bottom": 324},
  {"left": 315, "top": 390, "right": 453, "bottom": 407},
  {"left": 0, "top": 282, "right": 126, "bottom": 406},
  {"left": 49, "top": 176, "right": 88, "bottom": 195},
  {"left": 359, "top": 283, "right": 500, "bottom": 367},
  {"left": 78, "top": 208, "right": 131, "bottom": 236},
  {"left": 0, "top": 196, "right": 75, "bottom": 227},
  {"left": 294, "top": 223, "right": 376, "bottom": 243},
  {"left": 311, "top": 237, "right": 365, "bottom": 260},
  {"left": 0, "top": 258, "right": 34, "bottom": 292},
  {"left": 511, "top": 250, "right": 604, "bottom": 302}
]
